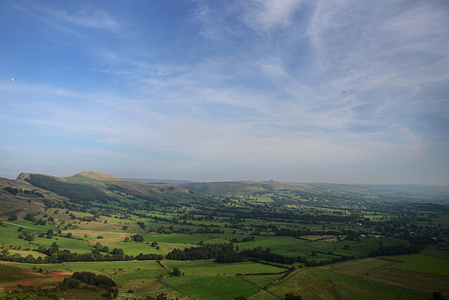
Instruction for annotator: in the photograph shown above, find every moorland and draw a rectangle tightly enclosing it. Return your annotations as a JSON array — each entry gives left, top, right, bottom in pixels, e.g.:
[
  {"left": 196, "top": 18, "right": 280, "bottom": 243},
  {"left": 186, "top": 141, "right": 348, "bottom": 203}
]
[{"left": 0, "top": 171, "right": 448, "bottom": 299}]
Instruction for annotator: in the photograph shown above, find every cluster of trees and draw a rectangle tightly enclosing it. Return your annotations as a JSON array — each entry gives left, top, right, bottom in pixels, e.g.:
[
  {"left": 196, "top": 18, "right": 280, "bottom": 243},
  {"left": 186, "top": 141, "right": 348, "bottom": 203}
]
[
  {"left": 70, "top": 272, "right": 116, "bottom": 288},
  {"left": 63, "top": 271, "right": 118, "bottom": 298},
  {"left": 3, "top": 187, "right": 44, "bottom": 198},
  {"left": 275, "top": 228, "right": 359, "bottom": 240},
  {"left": 369, "top": 243, "right": 424, "bottom": 257},
  {"left": 242, "top": 247, "right": 295, "bottom": 264},
  {"left": 0, "top": 244, "right": 162, "bottom": 264},
  {"left": 166, "top": 244, "right": 241, "bottom": 262}
]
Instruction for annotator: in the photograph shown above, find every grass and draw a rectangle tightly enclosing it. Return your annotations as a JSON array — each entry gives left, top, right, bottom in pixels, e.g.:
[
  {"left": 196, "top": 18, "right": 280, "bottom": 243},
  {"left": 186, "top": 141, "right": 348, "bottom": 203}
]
[
  {"left": 112, "top": 268, "right": 169, "bottom": 287},
  {"left": 104, "top": 241, "right": 164, "bottom": 256},
  {"left": 7, "top": 249, "right": 46, "bottom": 258},
  {"left": 34, "top": 235, "right": 92, "bottom": 253},
  {"left": 381, "top": 253, "right": 449, "bottom": 276},
  {"left": 318, "top": 257, "right": 398, "bottom": 277},
  {"left": 241, "top": 273, "right": 286, "bottom": 288},
  {"left": 265, "top": 268, "right": 428, "bottom": 300},
  {"left": 163, "top": 260, "right": 216, "bottom": 268},
  {"left": 318, "top": 256, "right": 449, "bottom": 296},
  {"left": 1, "top": 261, "right": 68, "bottom": 271},
  {"left": 0, "top": 264, "right": 39, "bottom": 283},
  {"left": 164, "top": 275, "right": 261, "bottom": 300},
  {"left": 365, "top": 268, "right": 449, "bottom": 295},
  {"left": 179, "top": 262, "right": 286, "bottom": 276},
  {"left": 64, "top": 260, "right": 162, "bottom": 272}
]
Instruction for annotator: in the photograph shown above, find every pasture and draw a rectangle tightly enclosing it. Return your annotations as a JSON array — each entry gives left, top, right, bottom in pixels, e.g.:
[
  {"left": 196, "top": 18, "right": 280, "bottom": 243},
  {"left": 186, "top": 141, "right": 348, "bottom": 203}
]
[
  {"left": 64, "top": 260, "right": 162, "bottom": 272},
  {"left": 177, "top": 262, "right": 286, "bottom": 276},
  {"left": 382, "top": 253, "right": 449, "bottom": 276},
  {"left": 318, "top": 256, "right": 449, "bottom": 296},
  {"left": 318, "top": 257, "right": 398, "bottom": 277},
  {"left": 264, "top": 268, "right": 428, "bottom": 300},
  {"left": 365, "top": 268, "right": 449, "bottom": 295},
  {"left": 164, "top": 275, "right": 261, "bottom": 300}
]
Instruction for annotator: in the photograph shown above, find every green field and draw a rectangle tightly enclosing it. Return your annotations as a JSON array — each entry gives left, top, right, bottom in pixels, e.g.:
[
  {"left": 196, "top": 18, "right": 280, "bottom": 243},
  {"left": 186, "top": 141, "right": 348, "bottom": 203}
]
[
  {"left": 1, "top": 261, "right": 68, "bottom": 271},
  {"left": 382, "top": 253, "right": 449, "bottom": 276},
  {"left": 318, "top": 256, "right": 449, "bottom": 296},
  {"left": 164, "top": 275, "right": 261, "bottom": 300},
  {"left": 264, "top": 268, "right": 428, "bottom": 300},
  {"left": 178, "top": 262, "right": 286, "bottom": 276},
  {"left": 366, "top": 268, "right": 449, "bottom": 295},
  {"left": 64, "top": 260, "right": 162, "bottom": 271},
  {"left": 319, "top": 257, "right": 398, "bottom": 276}
]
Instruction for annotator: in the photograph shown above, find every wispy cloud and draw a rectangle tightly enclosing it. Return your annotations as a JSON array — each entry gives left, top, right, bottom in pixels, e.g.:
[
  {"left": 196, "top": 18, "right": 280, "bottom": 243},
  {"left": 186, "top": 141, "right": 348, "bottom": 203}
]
[
  {"left": 11, "top": 2, "right": 127, "bottom": 36},
  {"left": 241, "top": 0, "right": 304, "bottom": 31}
]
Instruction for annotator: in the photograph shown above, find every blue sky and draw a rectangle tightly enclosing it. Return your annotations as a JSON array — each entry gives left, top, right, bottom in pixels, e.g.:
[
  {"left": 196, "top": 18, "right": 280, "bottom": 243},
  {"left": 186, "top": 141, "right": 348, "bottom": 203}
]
[{"left": 1, "top": 0, "right": 448, "bottom": 184}]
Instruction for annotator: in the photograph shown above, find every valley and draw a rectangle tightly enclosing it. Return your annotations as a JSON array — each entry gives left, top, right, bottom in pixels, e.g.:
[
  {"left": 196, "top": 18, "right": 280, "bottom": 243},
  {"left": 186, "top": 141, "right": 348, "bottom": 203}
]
[{"left": 1, "top": 172, "right": 448, "bottom": 299}]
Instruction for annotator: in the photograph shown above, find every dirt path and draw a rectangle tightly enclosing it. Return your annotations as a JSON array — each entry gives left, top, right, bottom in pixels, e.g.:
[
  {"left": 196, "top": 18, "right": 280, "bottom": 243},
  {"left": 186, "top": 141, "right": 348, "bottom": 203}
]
[{"left": 3, "top": 222, "right": 47, "bottom": 231}]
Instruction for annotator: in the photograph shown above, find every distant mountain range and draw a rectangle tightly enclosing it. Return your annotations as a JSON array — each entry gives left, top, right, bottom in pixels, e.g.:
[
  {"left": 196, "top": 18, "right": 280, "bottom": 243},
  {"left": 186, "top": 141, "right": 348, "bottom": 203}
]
[
  {"left": 2, "top": 171, "right": 449, "bottom": 220},
  {"left": 123, "top": 178, "right": 195, "bottom": 185}
]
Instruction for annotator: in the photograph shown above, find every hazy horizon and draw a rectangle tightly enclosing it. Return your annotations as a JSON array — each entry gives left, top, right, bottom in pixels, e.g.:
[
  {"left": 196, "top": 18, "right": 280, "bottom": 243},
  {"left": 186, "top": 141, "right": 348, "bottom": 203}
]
[{"left": 1, "top": 1, "right": 449, "bottom": 185}]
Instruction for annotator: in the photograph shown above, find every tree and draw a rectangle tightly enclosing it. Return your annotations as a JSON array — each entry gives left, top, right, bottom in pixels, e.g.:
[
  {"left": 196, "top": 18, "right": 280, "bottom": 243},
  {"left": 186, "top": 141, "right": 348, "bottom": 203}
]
[
  {"left": 285, "top": 293, "right": 302, "bottom": 300},
  {"left": 95, "top": 242, "right": 103, "bottom": 251},
  {"left": 132, "top": 234, "right": 144, "bottom": 242},
  {"left": 111, "top": 248, "right": 124, "bottom": 255},
  {"left": 172, "top": 267, "right": 182, "bottom": 276}
]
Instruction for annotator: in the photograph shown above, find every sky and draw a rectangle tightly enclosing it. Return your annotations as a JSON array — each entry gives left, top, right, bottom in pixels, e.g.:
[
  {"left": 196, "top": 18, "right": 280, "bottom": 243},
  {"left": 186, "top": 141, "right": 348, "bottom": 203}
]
[{"left": 1, "top": 0, "right": 449, "bottom": 184}]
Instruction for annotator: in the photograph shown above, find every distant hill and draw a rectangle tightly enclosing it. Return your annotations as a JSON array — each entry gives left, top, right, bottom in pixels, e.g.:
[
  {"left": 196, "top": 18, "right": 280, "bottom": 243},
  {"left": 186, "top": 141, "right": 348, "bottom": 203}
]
[
  {"left": 67, "top": 171, "right": 124, "bottom": 181},
  {"left": 124, "top": 178, "right": 195, "bottom": 185},
  {"left": 0, "top": 171, "right": 192, "bottom": 219},
  {"left": 179, "top": 180, "right": 323, "bottom": 197},
  {"left": 305, "top": 182, "right": 449, "bottom": 201},
  {"left": 2, "top": 171, "right": 449, "bottom": 220}
]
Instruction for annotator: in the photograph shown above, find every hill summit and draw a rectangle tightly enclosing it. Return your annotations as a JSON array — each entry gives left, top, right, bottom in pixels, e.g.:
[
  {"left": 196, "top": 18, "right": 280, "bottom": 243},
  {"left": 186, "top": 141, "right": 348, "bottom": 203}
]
[{"left": 65, "top": 171, "right": 123, "bottom": 181}]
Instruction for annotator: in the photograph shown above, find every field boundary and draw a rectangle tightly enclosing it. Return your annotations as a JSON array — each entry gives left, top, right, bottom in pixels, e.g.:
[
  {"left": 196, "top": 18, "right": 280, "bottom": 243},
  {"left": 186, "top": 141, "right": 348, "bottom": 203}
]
[
  {"left": 159, "top": 280, "right": 192, "bottom": 299},
  {"left": 422, "top": 252, "right": 449, "bottom": 261},
  {"left": 61, "top": 263, "right": 73, "bottom": 272},
  {"left": 238, "top": 276, "right": 282, "bottom": 299}
]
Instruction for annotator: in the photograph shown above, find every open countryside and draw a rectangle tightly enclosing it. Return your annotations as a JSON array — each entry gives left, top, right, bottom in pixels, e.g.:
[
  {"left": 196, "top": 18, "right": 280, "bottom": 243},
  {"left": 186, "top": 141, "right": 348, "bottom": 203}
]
[{"left": 0, "top": 172, "right": 448, "bottom": 299}]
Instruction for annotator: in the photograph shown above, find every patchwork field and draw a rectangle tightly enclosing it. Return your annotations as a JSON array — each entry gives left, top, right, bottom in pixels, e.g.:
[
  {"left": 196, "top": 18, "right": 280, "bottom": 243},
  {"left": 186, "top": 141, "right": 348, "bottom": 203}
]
[{"left": 2, "top": 173, "right": 449, "bottom": 299}]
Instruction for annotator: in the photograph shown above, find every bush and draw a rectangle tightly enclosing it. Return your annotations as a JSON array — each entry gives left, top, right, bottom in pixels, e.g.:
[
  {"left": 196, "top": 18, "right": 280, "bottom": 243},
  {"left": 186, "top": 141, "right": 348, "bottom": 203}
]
[
  {"left": 132, "top": 234, "right": 144, "bottom": 242},
  {"left": 8, "top": 215, "right": 18, "bottom": 221}
]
